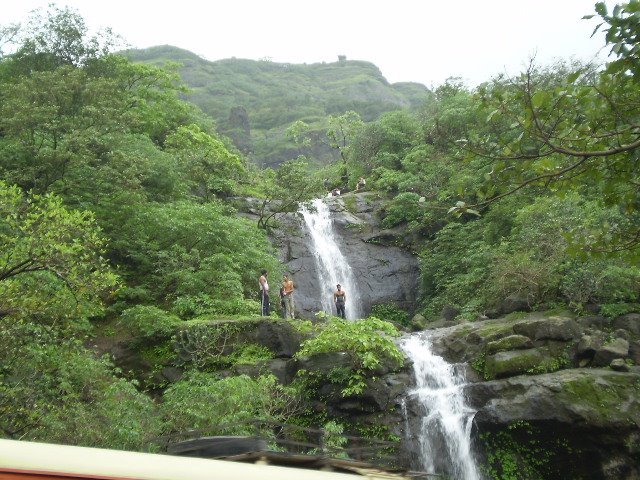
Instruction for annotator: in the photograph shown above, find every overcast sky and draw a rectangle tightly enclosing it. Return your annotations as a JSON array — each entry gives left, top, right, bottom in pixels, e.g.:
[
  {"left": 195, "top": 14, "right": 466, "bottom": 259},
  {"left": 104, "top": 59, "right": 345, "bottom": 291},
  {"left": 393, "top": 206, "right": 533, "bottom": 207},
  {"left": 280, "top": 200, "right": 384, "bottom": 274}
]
[{"left": 3, "top": 0, "right": 616, "bottom": 87}]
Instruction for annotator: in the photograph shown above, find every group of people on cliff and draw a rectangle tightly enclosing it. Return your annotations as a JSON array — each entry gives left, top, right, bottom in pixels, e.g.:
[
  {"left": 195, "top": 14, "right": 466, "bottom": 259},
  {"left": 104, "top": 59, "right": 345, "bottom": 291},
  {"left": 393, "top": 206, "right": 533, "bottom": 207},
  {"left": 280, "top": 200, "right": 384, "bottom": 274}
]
[
  {"left": 323, "top": 176, "right": 366, "bottom": 197},
  {"left": 259, "top": 270, "right": 347, "bottom": 319}
]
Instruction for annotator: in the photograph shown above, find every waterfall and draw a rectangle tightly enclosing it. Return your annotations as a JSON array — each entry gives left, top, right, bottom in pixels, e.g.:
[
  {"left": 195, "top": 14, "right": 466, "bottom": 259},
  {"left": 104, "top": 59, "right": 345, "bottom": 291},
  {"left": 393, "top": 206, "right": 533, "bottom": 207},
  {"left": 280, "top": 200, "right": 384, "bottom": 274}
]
[
  {"left": 299, "top": 198, "right": 363, "bottom": 320},
  {"left": 401, "top": 333, "right": 482, "bottom": 480}
]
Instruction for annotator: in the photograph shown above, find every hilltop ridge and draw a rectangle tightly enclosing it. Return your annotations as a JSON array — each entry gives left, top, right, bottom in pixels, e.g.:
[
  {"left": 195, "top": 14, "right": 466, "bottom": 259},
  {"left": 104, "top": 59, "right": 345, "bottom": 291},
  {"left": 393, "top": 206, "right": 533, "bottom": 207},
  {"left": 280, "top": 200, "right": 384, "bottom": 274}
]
[{"left": 125, "top": 45, "right": 431, "bottom": 166}]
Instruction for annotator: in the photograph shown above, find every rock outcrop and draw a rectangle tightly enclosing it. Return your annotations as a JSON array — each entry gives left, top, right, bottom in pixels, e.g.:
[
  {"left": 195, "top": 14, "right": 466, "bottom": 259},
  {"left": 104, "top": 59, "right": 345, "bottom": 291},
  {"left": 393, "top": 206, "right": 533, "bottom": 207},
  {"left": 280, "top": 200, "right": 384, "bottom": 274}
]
[
  {"left": 416, "top": 311, "right": 640, "bottom": 479},
  {"left": 239, "top": 193, "right": 420, "bottom": 319}
]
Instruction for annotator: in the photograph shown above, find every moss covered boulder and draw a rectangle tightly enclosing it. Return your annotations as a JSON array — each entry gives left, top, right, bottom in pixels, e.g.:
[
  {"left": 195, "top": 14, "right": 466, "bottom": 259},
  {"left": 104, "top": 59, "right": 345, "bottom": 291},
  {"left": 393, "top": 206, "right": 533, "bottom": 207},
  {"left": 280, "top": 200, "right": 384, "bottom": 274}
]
[{"left": 484, "top": 348, "right": 547, "bottom": 379}]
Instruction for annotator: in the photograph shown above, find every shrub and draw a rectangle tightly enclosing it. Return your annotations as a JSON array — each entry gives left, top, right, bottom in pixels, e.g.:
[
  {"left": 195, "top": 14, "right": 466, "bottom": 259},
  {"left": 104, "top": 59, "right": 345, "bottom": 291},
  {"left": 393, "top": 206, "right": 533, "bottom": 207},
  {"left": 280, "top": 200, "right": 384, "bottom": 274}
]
[
  {"left": 370, "top": 303, "right": 409, "bottom": 326},
  {"left": 160, "top": 373, "right": 301, "bottom": 436},
  {"left": 119, "top": 305, "right": 180, "bottom": 339},
  {"left": 2, "top": 332, "right": 158, "bottom": 450},
  {"left": 295, "top": 317, "right": 403, "bottom": 395},
  {"left": 381, "top": 192, "right": 424, "bottom": 228}
]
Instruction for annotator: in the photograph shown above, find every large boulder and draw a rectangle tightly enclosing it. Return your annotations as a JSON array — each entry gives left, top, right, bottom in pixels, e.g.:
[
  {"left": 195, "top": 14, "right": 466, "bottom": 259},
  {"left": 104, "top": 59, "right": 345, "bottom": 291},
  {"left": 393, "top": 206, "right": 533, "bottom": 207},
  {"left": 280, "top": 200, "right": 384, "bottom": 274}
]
[
  {"left": 468, "top": 368, "right": 640, "bottom": 427},
  {"left": 499, "top": 294, "right": 531, "bottom": 315},
  {"left": 295, "top": 351, "right": 353, "bottom": 375},
  {"left": 467, "top": 368, "right": 640, "bottom": 479},
  {"left": 236, "top": 320, "right": 303, "bottom": 357},
  {"left": 576, "top": 332, "right": 606, "bottom": 365},
  {"left": 512, "top": 316, "right": 581, "bottom": 342},
  {"left": 613, "top": 313, "right": 640, "bottom": 337},
  {"left": 483, "top": 348, "right": 546, "bottom": 379},
  {"left": 592, "top": 338, "right": 630, "bottom": 367}
]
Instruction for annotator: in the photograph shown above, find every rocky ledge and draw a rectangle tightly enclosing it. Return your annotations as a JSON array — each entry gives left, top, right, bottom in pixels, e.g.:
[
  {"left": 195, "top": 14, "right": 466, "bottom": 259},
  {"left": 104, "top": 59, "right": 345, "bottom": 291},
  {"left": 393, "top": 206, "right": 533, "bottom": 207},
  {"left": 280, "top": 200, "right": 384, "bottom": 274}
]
[{"left": 420, "top": 311, "right": 640, "bottom": 479}]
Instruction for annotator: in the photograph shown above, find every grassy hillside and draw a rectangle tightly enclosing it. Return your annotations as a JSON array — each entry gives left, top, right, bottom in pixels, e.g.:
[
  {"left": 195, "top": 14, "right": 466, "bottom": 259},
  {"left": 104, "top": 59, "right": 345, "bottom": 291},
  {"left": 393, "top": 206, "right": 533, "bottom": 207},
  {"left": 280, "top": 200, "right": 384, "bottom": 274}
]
[{"left": 125, "top": 45, "right": 432, "bottom": 166}]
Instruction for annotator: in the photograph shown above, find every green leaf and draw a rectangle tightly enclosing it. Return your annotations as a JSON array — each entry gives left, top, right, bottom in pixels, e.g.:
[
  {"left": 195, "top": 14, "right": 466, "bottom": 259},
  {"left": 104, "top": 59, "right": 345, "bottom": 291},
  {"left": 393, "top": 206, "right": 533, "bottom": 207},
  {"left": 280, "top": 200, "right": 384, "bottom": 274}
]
[{"left": 531, "top": 91, "right": 548, "bottom": 108}]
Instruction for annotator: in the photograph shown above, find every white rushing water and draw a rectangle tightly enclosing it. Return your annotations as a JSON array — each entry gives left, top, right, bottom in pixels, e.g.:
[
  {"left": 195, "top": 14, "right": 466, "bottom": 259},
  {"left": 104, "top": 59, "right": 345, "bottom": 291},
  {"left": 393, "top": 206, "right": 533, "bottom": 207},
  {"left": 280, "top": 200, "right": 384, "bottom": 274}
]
[
  {"left": 299, "top": 198, "right": 363, "bottom": 320},
  {"left": 401, "top": 333, "right": 482, "bottom": 480}
]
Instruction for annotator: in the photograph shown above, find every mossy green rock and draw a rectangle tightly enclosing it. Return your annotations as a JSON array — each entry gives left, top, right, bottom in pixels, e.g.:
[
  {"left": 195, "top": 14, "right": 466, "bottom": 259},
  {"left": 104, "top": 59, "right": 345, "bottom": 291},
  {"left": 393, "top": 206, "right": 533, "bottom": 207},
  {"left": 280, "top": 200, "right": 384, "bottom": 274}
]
[
  {"left": 484, "top": 348, "right": 545, "bottom": 379},
  {"left": 556, "top": 370, "right": 640, "bottom": 427},
  {"left": 471, "top": 369, "right": 640, "bottom": 427},
  {"left": 486, "top": 335, "right": 534, "bottom": 355},
  {"left": 592, "top": 337, "right": 630, "bottom": 367}
]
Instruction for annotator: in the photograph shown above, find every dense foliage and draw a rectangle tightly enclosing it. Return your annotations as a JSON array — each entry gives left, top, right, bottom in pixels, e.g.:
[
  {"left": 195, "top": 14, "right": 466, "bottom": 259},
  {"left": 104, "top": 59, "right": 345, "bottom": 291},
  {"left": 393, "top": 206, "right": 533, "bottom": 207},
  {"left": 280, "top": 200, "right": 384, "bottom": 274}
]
[
  {"left": 335, "top": 1, "right": 640, "bottom": 320},
  {"left": 1, "top": 2, "right": 639, "bottom": 468},
  {"left": 0, "top": 5, "right": 286, "bottom": 447}
]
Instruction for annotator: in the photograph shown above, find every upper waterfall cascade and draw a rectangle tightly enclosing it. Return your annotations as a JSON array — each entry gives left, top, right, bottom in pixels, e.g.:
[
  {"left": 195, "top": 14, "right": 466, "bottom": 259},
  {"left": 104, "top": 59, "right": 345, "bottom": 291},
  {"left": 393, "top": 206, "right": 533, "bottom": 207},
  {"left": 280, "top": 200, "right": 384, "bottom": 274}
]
[{"left": 299, "top": 198, "right": 363, "bottom": 320}]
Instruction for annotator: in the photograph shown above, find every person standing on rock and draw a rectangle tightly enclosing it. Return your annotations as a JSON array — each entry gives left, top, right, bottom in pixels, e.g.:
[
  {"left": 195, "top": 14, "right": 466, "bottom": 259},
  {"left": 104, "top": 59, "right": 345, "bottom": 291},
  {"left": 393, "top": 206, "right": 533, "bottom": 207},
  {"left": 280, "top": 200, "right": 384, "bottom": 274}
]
[
  {"left": 282, "top": 274, "right": 295, "bottom": 319},
  {"left": 278, "top": 285, "right": 287, "bottom": 318},
  {"left": 333, "top": 283, "right": 346, "bottom": 319},
  {"left": 259, "top": 269, "right": 270, "bottom": 316}
]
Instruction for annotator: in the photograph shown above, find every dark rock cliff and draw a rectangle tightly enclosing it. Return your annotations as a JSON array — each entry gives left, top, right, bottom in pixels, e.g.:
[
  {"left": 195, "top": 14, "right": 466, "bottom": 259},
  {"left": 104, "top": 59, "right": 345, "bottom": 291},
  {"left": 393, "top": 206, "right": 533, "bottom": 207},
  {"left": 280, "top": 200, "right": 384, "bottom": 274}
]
[{"left": 270, "top": 193, "right": 420, "bottom": 319}]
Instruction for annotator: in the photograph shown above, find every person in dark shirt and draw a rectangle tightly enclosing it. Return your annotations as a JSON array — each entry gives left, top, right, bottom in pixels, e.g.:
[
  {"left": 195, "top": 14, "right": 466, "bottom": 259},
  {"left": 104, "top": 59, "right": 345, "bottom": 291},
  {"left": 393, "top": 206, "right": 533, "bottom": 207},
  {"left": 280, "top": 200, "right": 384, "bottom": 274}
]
[{"left": 333, "top": 283, "right": 346, "bottom": 319}]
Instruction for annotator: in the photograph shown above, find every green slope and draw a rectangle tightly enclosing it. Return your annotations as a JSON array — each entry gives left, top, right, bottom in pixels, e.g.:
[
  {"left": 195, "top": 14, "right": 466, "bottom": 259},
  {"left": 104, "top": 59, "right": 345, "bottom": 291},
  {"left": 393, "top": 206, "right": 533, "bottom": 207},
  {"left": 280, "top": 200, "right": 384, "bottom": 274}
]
[{"left": 125, "top": 45, "right": 431, "bottom": 166}]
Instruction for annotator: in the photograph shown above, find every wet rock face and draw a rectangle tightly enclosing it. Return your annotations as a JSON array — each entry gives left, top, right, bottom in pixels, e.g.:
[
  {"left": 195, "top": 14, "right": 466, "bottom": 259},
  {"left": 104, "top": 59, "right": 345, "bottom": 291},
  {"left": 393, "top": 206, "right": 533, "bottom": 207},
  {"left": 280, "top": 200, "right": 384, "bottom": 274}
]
[
  {"left": 274, "top": 195, "right": 420, "bottom": 319},
  {"left": 425, "top": 311, "right": 640, "bottom": 479},
  {"left": 467, "top": 369, "right": 640, "bottom": 480}
]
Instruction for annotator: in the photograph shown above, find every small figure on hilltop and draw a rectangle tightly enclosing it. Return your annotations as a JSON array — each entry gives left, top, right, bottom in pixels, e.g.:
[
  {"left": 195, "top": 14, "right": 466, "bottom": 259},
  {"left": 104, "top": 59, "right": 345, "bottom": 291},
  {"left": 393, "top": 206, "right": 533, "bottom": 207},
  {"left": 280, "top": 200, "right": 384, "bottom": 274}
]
[
  {"left": 259, "top": 269, "right": 270, "bottom": 316},
  {"left": 282, "top": 274, "right": 296, "bottom": 319},
  {"left": 333, "top": 283, "right": 347, "bottom": 319},
  {"left": 356, "top": 176, "right": 366, "bottom": 192}
]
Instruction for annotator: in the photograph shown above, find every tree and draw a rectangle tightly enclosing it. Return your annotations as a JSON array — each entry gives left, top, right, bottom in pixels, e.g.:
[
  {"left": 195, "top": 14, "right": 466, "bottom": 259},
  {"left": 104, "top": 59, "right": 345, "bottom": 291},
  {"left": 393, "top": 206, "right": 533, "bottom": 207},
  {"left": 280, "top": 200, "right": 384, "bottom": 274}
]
[
  {"left": 285, "top": 120, "right": 312, "bottom": 148},
  {"left": 449, "top": 3, "right": 640, "bottom": 253},
  {"left": 0, "top": 182, "right": 119, "bottom": 323},
  {"left": 0, "top": 23, "right": 19, "bottom": 59},
  {"left": 0, "top": 331, "right": 158, "bottom": 447},
  {"left": 5, "top": 4, "right": 121, "bottom": 74},
  {"left": 256, "top": 157, "right": 323, "bottom": 230},
  {"left": 351, "top": 111, "right": 421, "bottom": 173},
  {"left": 112, "top": 200, "right": 280, "bottom": 317},
  {"left": 164, "top": 124, "right": 245, "bottom": 200},
  {"left": 326, "top": 111, "right": 364, "bottom": 187},
  {"left": 587, "top": 1, "right": 640, "bottom": 79},
  {"left": 0, "top": 66, "right": 129, "bottom": 194}
]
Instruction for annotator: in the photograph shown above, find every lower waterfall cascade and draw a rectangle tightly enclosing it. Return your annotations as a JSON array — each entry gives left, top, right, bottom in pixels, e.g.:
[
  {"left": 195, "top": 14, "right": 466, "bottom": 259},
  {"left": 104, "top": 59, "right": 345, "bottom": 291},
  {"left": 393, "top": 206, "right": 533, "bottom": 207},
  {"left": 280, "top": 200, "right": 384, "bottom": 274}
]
[{"left": 401, "top": 333, "right": 482, "bottom": 479}]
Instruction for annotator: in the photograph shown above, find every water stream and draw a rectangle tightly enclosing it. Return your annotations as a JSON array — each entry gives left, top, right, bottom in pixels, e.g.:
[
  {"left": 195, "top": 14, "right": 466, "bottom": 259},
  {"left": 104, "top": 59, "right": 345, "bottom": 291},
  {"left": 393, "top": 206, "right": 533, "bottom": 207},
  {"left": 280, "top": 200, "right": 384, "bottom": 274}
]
[
  {"left": 299, "top": 198, "right": 363, "bottom": 320},
  {"left": 300, "top": 196, "right": 481, "bottom": 478},
  {"left": 400, "top": 333, "right": 482, "bottom": 479}
]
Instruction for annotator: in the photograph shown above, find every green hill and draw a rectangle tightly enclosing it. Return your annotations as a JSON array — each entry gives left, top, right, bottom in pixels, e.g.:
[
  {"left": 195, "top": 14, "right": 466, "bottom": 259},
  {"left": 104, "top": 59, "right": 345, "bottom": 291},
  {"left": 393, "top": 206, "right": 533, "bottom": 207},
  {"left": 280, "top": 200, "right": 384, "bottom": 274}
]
[{"left": 125, "top": 45, "right": 432, "bottom": 166}]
